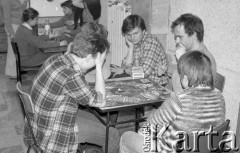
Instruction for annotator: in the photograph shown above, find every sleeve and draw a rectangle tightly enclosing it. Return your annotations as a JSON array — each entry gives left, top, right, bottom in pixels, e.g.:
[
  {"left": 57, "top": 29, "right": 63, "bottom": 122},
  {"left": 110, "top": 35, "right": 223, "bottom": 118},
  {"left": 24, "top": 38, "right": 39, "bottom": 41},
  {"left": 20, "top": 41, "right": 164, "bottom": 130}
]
[
  {"left": 141, "top": 38, "right": 168, "bottom": 77},
  {"left": 50, "top": 16, "right": 67, "bottom": 29},
  {"left": 1, "top": 0, "right": 15, "bottom": 35},
  {"left": 65, "top": 75, "right": 105, "bottom": 107},
  {"left": 23, "top": 29, "right": 60, "bottom": 48},
  {"left": 145, "top": 93, "right": 181, "bottom": 133}
]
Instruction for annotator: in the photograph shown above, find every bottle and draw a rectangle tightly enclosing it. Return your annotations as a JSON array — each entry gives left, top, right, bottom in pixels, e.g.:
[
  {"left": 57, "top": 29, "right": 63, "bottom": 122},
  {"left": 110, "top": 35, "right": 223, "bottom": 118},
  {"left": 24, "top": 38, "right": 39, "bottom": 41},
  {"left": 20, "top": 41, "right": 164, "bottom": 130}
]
[{"left": 44, "top": 18, "right": 51, "bottom": 35}]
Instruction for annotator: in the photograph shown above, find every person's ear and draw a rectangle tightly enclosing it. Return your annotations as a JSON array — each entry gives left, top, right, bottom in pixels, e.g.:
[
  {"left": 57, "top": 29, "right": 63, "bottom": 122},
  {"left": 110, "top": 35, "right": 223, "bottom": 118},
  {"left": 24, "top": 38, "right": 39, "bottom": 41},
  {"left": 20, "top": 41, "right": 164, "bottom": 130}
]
[{"left": 181, "top": 75, "right": 189, "bottom": 89}]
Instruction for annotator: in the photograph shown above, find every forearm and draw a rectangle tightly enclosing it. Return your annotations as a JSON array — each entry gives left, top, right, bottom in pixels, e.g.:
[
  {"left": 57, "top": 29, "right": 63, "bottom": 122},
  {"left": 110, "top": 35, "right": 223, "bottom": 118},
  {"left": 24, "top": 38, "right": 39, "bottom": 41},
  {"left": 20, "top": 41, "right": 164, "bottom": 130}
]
[
  {"left": 122, "top": 46, "right": 134, "bottom": 68},
  {"left": 95, "top": 65, "right": 106, "bottom": 102}
]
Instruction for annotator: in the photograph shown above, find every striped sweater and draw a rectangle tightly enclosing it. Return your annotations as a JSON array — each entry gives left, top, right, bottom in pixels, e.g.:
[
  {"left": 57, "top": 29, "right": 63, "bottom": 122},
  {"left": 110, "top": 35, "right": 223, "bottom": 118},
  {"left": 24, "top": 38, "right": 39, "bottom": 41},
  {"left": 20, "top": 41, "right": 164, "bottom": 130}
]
[{"left": 146, "top": 86, "right": 225, "bottom": 153}]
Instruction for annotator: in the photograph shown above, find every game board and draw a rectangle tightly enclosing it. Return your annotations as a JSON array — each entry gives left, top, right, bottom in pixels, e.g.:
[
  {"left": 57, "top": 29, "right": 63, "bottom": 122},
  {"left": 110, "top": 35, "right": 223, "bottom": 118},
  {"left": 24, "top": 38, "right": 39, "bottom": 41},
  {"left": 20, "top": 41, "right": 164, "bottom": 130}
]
[{"left": 105, "top": 78, "right": 171, "bottom": 107}]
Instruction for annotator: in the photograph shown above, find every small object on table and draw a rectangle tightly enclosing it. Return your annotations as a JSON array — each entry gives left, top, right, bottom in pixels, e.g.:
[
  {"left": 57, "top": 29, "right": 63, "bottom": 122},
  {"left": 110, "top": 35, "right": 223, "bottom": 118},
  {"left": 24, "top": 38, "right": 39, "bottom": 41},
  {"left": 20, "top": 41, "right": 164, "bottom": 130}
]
[{"left": 132, "top": 66, "right": 144, "bottom": 79}]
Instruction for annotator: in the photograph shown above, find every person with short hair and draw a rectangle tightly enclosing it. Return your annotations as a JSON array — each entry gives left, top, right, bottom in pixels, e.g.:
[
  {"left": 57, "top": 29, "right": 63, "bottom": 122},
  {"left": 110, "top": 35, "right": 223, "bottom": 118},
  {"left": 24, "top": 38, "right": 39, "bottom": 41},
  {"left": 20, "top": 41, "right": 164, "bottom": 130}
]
[
  {"left": 49, "top": 0, "right": 75, "bottom": 30},
  {"left": 15, "top": 8, "right": 66, "bottom": 67},
  {"left": 24, "top": 22, "right": 119, "bottom": 153},
  {"left": 113, "top": 14, "right": 168, "bottom": 86},
  {"left": 120, "top": 51, "right": 225, "bottom": 153},
  {"left": 171, "top": 13, "right": 217, "bottom": 93}
]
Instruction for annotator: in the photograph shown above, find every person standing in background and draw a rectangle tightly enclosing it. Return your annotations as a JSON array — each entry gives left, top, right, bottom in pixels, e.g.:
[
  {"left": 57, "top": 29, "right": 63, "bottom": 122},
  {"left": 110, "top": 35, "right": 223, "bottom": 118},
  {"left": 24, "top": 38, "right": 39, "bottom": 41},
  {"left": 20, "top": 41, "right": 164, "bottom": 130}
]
[
  {"left": 66, "top": 0, "right": 101, "bottom": 37},
  {"left": 1, "top": 0, "right": 29, "bottom": 78}
]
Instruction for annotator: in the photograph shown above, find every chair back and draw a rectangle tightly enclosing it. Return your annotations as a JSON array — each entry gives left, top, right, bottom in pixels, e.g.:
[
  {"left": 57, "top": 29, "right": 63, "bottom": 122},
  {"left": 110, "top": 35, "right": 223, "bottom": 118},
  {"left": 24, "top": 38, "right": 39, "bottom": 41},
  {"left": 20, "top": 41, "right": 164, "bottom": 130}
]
[
  {"left": 178, "top": 120, "right": 230, "bottom": 153},
  {"left": 16, "top": 81, "right": 34, "bottom": 114},
  {"left": 215, "top": 72, "right": 225, "bottom": 92},
  {"left": 11, "top": 39, "right": 21, "bottom": 82},
  {"left": 16, "top": 82, "right": 42, "bottom": 153}
]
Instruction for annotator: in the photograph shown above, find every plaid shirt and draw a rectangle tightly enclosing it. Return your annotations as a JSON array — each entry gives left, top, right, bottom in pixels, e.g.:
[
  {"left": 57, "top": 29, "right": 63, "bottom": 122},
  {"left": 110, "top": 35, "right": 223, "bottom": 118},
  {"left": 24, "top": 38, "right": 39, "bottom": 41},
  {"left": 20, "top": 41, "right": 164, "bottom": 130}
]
[
  {"left": 24, "top": 54, "right": 104, "bottom": 153},
  {"left": 123, "top": 31, "right": 168, "bottom": 85}
]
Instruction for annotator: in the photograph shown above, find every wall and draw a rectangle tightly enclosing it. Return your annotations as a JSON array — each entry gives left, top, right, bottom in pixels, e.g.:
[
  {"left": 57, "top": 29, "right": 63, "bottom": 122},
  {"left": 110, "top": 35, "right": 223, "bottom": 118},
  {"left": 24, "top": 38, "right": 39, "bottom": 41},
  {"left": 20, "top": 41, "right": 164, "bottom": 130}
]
[{"left": 167, "top": 0, "right": 240, "bottom": 133}]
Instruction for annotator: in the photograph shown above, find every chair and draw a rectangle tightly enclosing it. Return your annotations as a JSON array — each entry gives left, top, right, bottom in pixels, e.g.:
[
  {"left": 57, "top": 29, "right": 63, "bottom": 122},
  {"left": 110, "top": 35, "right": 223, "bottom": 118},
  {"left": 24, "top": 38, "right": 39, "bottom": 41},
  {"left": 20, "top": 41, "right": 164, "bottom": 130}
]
[
  {"left": 16, "top": 81, "right": 43, "bottom": 153},
  {"left": 11, "top": 39, "right": 40, "bottom": 82},
  {"left": 177, "top": 119, "right": 230, "bottom": 153},
  {"left": 17, "top": 81, "right": 92, "bottom": 153},
  {"left": 215, "top": 72, "right": 225, "bottom": 92}
]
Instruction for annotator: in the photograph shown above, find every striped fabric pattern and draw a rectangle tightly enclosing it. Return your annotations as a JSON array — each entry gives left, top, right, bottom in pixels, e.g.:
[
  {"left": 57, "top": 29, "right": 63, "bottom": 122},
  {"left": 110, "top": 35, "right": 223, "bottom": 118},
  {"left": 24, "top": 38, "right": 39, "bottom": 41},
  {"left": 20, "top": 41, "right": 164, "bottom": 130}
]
[{"left": 147, "top": 86, "right": 225, "bottom": 153}]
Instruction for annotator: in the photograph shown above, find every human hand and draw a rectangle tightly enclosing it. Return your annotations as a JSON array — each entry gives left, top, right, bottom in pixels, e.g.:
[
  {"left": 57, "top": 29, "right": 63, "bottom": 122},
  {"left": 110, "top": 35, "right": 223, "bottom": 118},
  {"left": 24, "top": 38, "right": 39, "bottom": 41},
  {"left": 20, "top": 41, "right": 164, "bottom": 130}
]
[
  {"left": 95, "top": 51, "right": 107, "bottom": 67},
  {"left": 158, "top": 65, "right": 167, "bottom": 76},
  {"left": 125, "top": 36, "right": 134, "bottom": 49},
  {"left": 110, "top": 67, "right": 125, "bottom": 77},
  {"left": 60, "top": 40, "right": 67, "bottom": 46},
  {"left": 175, "top": 43, "right": 186, "bottom": 60}
]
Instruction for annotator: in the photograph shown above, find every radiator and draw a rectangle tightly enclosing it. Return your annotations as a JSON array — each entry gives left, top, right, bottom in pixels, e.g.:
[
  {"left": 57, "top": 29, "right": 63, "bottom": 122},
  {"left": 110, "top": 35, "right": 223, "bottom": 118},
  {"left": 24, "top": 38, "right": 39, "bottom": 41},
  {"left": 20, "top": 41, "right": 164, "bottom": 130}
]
[{"left": 107, "top": 4, "right": 131, "bottom": 66}]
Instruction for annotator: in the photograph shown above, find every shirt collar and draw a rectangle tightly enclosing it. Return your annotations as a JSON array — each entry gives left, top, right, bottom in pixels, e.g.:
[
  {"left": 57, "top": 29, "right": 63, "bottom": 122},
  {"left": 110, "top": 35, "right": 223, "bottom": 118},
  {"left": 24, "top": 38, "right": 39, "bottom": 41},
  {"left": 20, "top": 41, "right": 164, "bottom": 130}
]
[
  {"left": 65, "top": 54, "right": 84, "bottom": 75},
  {"left": 22, "top": 23, "right": 33, "bottom": 30}
]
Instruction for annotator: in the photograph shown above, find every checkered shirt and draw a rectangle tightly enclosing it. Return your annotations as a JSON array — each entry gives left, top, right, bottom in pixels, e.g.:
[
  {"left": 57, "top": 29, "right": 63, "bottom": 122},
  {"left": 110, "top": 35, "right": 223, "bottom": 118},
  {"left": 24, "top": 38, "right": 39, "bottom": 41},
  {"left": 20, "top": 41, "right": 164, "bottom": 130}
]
[
  {"left": 123, "top": 31, "right": 168, "bottom": 85},
  {"left": 24, "top": 54, "right": 104, "bottom": 153}
]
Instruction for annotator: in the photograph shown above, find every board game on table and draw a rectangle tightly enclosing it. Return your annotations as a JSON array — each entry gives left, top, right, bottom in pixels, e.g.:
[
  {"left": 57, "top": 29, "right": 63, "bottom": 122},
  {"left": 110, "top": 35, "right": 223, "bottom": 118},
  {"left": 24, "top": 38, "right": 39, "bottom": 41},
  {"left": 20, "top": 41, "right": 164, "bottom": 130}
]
[{"left": 97, "top": 78, "right": 171, "bottom": 111}]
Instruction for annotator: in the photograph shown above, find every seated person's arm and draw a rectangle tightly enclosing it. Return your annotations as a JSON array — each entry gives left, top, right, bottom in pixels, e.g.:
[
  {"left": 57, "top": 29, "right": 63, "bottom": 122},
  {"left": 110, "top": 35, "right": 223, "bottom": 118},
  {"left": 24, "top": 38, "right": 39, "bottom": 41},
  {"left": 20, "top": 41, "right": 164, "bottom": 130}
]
[
  {"left": 122, "top": 36, "right": 134, "bottom": 68},
  {"left": 24, "top": 30, "right": 60, "bottom": 48},
  {"left": 94, "top": 51, "right": 107, "bottom": 106},
  {"left": 65, "top": 73, "right": 105, "bottom": 108},
  {"left": 140, "top": 93, "right": 181, "bottom": 134}
]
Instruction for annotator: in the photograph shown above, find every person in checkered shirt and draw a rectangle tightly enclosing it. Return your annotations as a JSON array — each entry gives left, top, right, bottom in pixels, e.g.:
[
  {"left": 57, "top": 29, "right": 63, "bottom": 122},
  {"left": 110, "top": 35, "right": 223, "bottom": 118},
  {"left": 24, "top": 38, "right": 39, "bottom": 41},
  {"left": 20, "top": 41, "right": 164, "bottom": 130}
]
[
  {"left": 112, "top": 14, "right": 168, "bottom": 86},
  {"left": 24, "top": 22, "right": 120, "bottom": 153}
]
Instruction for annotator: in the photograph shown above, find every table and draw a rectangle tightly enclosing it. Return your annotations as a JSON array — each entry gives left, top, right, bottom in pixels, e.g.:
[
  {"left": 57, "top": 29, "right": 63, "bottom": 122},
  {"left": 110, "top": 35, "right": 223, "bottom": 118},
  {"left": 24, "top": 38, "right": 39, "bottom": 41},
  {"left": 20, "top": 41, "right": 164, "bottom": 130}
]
[
  {"left": 86, "top": 78, "right": 171, "bottom": 153},
  {"left": 40, "top": 45, "right": 67, "bottom": 53}
]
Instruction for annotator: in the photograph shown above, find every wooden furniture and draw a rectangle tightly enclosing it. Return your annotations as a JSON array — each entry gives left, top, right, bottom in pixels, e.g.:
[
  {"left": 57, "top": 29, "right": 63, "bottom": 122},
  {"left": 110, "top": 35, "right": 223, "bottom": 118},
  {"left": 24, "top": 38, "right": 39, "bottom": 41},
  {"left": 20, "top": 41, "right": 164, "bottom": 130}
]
[{"left": 11, "top": 40, "right": 39, "bottom": 82}]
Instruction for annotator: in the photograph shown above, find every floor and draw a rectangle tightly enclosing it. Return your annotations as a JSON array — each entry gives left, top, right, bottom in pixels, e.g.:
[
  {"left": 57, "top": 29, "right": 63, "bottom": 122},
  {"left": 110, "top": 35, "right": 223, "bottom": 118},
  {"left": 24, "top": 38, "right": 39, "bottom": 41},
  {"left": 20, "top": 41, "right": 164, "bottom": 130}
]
[{"left": 0, "top": 53, "right": 135, "bottom": 153}]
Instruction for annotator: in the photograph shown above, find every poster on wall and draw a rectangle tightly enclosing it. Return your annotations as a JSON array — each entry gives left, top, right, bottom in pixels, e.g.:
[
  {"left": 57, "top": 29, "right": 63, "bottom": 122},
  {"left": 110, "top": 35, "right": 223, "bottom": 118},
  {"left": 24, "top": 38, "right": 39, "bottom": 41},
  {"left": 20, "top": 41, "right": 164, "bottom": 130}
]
[{"left": 30, "top": 0, "right": 65, "bottom": 17}]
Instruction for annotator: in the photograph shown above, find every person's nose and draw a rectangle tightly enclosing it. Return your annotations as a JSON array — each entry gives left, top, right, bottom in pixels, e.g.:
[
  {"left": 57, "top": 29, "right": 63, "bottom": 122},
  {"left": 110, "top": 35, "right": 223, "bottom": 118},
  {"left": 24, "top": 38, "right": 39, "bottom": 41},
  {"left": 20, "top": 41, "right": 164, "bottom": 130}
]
[{"left": 175, "top": 37, "right": 180, "bottom": 44}]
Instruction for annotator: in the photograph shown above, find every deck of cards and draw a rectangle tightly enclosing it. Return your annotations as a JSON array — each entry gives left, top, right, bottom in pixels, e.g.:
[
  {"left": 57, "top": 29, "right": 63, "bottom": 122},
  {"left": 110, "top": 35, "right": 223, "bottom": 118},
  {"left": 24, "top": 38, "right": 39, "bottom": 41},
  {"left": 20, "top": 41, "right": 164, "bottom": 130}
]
[{"left": 132, "top": 66, "right": 144, "bottom": 79}]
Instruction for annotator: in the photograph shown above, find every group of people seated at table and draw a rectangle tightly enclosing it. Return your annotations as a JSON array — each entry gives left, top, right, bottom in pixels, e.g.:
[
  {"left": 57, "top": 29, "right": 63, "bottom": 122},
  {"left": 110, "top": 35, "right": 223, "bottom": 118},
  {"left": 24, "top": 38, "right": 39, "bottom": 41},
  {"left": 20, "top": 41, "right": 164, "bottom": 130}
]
[
  {"left": 22, "top": 1, "right": 225, "bottom": 152},
  {"left": 15, "top": 0, "right": 101, "bottom": 68}
]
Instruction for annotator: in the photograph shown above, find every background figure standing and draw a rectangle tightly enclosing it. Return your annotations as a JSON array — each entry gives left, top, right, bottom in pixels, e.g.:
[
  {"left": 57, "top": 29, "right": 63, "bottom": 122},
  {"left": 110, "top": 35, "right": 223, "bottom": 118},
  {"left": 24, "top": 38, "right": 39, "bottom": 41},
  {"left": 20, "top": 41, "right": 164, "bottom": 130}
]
[
  {"left": 67, "top": 0, "right": 101, "bottom": 37},
  {"left": 1, "top": 0, "right": 29, "bottom": 78}
]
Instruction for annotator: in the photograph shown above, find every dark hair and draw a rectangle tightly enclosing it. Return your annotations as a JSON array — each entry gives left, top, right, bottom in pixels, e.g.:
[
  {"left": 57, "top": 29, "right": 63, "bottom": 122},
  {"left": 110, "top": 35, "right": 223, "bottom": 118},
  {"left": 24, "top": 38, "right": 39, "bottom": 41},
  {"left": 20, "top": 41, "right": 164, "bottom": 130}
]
[
  {"left": 81, "top": 22, "right": 108, "bottom": 39},
  {"left": 22, "top": 8, "right": 39, "bottom": 22},
  {"left": 171, "top": 13, "right": 204, "bottom": 42},
  {"left": 71, "top": 26, "right": 110, "bottom": 58},
  {"left": 73, "top": 0, "right": 101, "bottom": 29},
  {"left": 177, "top": 51, "right": 213, "bottom": 89},
  {"left": 61, "top": 0, "right": 74, "bottom": 10},
  {"left": 121, "top": 14, "right": 146, "bottom": 34}
]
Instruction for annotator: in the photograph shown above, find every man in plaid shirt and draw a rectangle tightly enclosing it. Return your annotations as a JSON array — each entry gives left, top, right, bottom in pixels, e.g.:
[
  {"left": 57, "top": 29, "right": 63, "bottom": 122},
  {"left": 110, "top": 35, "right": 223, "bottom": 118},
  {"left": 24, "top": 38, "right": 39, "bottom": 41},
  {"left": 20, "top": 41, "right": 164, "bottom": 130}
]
[
  {"left": 113, "top": 14, "right": 168, "bottom": 86},
  {"left": 24, "top": 23, "right": 119, "bottom": 153}
]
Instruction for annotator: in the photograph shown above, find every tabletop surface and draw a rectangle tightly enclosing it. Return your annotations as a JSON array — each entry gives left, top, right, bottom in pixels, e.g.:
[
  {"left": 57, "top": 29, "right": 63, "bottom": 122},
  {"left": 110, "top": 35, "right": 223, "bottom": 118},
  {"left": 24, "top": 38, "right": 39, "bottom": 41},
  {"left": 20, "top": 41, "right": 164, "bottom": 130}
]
[
  {"left": 40, "top": 45, "right": 67, "bottom": 53},
  {"left": 92, "top": 78, "right": 172, "bottom": 112}
]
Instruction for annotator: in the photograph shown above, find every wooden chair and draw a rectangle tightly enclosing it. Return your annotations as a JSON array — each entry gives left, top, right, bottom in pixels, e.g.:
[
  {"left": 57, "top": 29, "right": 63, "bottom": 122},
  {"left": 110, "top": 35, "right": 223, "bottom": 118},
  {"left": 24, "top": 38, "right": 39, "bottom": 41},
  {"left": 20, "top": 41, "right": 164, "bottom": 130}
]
[
  {"left": 16, "top": 81, "right": 43, "bottom": 153},
  {"left": 215, "top": 72, "right": 225, "bottom": 92},
  {"left": 11, "top": 39, "right": 40, "bottom": 82},
  {"left": 177, "top": 119, "right": 230, "bottom": 153}
]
